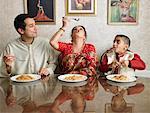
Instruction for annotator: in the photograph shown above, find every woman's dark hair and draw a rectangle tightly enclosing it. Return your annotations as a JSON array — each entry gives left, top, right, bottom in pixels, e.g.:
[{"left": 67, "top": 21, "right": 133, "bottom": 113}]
[
  {"left": 14, "top": 14, "right": 31, "bottom": 34},
  {"left": 71, "top": 25, "right": 87, "bottom": 38},
  {"left": 115, "top": 34, "right": 131, "bottom": 47}
]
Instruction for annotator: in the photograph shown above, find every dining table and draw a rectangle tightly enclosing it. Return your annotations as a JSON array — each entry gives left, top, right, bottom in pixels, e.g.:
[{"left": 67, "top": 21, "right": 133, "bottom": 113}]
[{"left": 0, "top": 72, "right": 150, "bottom": 113}]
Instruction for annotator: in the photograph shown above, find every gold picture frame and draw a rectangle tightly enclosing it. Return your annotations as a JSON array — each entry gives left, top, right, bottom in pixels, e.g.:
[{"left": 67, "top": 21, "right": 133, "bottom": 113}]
[
  {"left": 66, "top": 0, "right": 97, "bottom": 16},
  {"left": 65, "top": 111, "right": 96, "bottom": 113},
  {"left": 24, "top": 0, "right": 56, "bottom": 25},
  {"left": 108, "top": 0, "right": 139, "bottom": 25},
  {"left": 105, "top": 103, "right": 135, "bottom": 113}
]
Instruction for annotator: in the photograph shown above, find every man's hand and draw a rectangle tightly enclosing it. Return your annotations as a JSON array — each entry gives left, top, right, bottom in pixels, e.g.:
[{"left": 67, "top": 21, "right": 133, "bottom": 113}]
[
  {"left": 38, "top": 68, "right": 49, "bottom": 76},
  {"left": 3, "top": 55, "right": 15, "bottom": 66}
]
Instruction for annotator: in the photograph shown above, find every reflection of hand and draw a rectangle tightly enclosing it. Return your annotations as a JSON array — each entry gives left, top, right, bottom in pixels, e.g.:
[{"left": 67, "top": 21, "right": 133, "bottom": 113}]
[
  {"left": 119, "top": 88, "right": 128, "bottom": 96},
  {"left": 6, "top": 94, "right": 16, "bottom": 107},
  {"left": 22, "top": 100, "right": 36, "bottom": 112},
  {"left": 3, "top": 55, "right": 15, "bottom": 66},
  {"left": 108, "top": 86, "right": 119, "bottom": 94}
]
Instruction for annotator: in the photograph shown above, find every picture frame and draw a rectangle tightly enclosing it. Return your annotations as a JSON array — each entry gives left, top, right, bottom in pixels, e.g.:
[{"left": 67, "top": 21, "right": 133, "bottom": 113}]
[
  {"left": 24, "top": 0, "right": 56, "bottom": 25},
  {"left": 108, "top": 0, "right": 139, "bottom": 25},
  {"left": 105, "top": 103, "right": 135, "bottom": 113},
  {"left": 65, "top": 111, "right": 96, "bottom": 113},
  {"left": 66, "top": 0, "right": 97, "bottom": 16}
]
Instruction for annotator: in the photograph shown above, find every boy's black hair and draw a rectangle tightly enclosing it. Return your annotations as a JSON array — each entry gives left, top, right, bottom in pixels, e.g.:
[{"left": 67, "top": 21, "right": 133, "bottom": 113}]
[
  {"left": 115, "top": 34, "right": 131, "bottom": 47},
  {"left": 14, "top": 14, "right": 31, "bottom": 34}
]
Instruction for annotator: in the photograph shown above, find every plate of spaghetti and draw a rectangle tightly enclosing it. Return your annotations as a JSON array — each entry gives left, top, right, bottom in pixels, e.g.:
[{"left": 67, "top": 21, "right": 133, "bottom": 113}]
[
  {"left": 10, "top": 74, "right": 41, "bottom": 82},
  {"left": 58, "top": 74, "right": 87, "bottom": 82},
  {"left": 106, "top": 74, "right": 136, "bottom": 82}
]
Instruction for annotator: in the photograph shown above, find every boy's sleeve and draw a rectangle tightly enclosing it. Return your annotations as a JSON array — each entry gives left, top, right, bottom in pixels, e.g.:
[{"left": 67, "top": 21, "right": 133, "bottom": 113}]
[
  {"left": 99, "top": 54, "right": 111, "bottom": 73},
  {"left": 129, "top": 54, "right": 146, "bottom": 70}
]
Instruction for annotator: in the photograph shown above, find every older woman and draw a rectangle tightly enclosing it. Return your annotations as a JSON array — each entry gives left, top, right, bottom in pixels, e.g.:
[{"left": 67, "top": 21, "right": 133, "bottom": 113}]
[{"left": 50, "top": 17, "right": 98, "bottom": 76}]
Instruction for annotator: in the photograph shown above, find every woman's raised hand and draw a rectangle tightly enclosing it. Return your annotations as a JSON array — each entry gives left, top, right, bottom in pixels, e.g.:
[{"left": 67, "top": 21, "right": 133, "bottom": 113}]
[{"left": 62, "top": 17, "right": 70, "bottom": 29}]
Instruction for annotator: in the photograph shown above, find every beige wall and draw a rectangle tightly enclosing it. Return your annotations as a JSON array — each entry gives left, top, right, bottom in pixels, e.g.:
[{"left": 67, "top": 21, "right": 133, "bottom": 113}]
[{"left": 0, "top": 0, "right": 150, "bottom": 70}]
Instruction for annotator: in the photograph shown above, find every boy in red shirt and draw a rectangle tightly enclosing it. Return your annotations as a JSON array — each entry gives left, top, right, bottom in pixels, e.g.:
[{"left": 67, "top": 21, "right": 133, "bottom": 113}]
[{"left": 99, "top": 34, "right": 146, "bottom": 75}]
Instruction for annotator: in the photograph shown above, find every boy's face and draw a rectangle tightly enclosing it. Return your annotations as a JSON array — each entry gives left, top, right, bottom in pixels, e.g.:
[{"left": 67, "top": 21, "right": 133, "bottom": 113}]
[
  {"left": 22, "top": 18, "right": 37, "bottom": 38},
  {"left": 113, "top": 36, "right": 128, "bottom": 54}
]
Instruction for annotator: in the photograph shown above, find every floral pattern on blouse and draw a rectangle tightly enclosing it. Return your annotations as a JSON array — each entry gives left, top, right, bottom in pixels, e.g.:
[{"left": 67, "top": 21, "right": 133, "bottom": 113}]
[{"left": 57, "top": 42, "right": 98, "bottom": 76}]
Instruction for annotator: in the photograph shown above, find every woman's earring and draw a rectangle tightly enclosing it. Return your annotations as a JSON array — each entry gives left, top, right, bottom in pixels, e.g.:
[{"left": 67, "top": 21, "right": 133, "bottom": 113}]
[{"left": 83, "top": 39, "right": 85, "bottom": 41}]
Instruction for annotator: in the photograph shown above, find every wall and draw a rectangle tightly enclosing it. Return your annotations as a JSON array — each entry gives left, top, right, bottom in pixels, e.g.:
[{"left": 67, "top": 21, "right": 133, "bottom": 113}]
[{"left": 0, "top": 0, "right": 150, "bottom": 70}]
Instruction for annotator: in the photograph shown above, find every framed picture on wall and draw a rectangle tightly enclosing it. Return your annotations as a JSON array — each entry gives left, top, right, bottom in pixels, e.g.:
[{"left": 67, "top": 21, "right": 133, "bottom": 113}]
[
  {"left": 108, "top": 0, "right": 139, "bottom": 25},
  {"left": 66, "top": 0, "right": 97, "bottom": 16},
  {"left": 24, "top": 0, "right": 56, "bottom": 24},
  {"left": 105, "top": 103, "right": 135, "bottom": 113}
]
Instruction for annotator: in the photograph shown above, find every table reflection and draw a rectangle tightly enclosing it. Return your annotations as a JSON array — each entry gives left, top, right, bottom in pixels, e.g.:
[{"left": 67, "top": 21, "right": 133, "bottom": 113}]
[
  {"left": 1, "top": 76, "right": 57, "bottom": 113},
  {"left": 38, "top": 76, "right": 98, "bottom": 113},
  {"left": 99, "top": 77, "right": 144, "bottom": 113},
  {"left": 0, "top": 74, "right": 150, "bottom": 113}
]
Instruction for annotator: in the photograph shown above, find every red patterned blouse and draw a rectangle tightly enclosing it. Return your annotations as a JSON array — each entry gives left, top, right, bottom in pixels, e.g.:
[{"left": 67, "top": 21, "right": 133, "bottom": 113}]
[{"left": 56, "top": 42, "right": 98, "bottom": 76}]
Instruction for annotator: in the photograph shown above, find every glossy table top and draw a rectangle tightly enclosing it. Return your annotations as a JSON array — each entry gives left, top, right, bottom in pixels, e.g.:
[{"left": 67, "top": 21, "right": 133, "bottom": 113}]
[{"left": 0, "top": 74, "right": 150, "bottom": 113}]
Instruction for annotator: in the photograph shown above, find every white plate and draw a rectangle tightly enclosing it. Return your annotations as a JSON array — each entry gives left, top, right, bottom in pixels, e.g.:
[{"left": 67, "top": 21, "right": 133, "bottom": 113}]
[
  {"left": 106, "top": 74, "right": 136, "bottom": 83},
  {"left": 10, "top": 74, "right": 41, "bottom": 82},
  {"left": 58, "top": 74, "right": 87, "bottom": 82}
]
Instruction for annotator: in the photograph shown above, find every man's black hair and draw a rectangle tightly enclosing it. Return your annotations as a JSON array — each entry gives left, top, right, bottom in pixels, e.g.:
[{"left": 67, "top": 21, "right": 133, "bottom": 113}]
[{"left": 14, "top": 14, "right": 31, "bottom": 34}]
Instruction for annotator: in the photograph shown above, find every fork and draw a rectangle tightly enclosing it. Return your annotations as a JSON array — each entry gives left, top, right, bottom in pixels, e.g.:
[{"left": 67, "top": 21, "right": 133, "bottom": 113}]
[{"left": 70, "top": 18, "right": 80, "bottom": 21}]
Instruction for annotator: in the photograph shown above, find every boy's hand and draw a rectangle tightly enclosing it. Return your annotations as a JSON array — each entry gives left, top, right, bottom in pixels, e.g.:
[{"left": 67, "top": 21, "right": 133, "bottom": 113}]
[
  {"left": 120, "top": 60, "right": 129, "bottom": 67},
  {"left": 109, "top": 61, "right": 121, "bottom": 69}
]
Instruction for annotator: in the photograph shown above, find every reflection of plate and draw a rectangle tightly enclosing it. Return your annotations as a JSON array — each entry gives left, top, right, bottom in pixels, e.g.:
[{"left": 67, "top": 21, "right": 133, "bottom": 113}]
[
  {"left": 11, "top": 80, "right": 41, "bottom": 86},
  {"left": 107, "top": 80, "right": 137, "bottom": 88},
  {"left": 59, "top": 80, "right": 87, "bottom": 87},
  {"left": 10, "top": 74, "right": 41, "bottom": 82},
  {"left": 58, "top": 74, "right": 87, "bottom": 82},
  {"left": 106, "top": 74, "right": 136, "bottom": 82}
]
